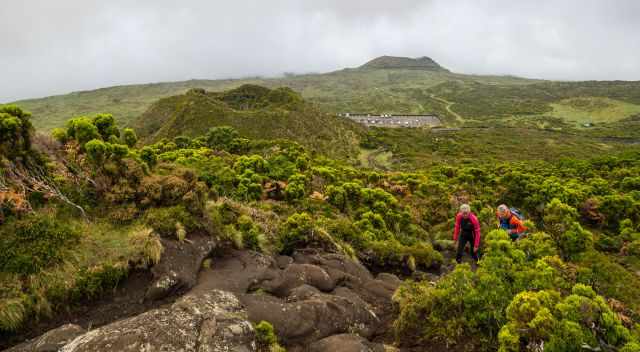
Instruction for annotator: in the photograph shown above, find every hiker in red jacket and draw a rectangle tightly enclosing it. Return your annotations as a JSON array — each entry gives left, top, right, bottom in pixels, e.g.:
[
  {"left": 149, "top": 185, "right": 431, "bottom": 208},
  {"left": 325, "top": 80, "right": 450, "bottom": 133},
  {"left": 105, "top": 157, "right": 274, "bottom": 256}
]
[{"left": 453, "top": 204, "right": 481, "bottom": 263}]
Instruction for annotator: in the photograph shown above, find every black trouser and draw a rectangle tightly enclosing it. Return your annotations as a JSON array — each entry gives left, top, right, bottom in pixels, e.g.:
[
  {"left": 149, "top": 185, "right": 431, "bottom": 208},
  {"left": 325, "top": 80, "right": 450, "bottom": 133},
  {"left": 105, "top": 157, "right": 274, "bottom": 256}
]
[{"left": 456, "top": 232, "right": 478, "bottom": 263}]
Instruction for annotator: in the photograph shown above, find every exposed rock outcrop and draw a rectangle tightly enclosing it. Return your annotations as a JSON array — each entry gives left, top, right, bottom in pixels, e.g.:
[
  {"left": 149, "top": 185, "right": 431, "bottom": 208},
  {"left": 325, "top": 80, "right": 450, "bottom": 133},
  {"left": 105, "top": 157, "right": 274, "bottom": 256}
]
[
  {"left": 145, "top": 234, "right": 216, "bottom": 301},
  {"left": 7, "top": 249, "right": 403, "bottom": 352},
  {"left": 8, "top": 290, "right": 255, "bottom": 352},
  {"left": 197, "top": 249, "right": 402, "bottom": 348}
]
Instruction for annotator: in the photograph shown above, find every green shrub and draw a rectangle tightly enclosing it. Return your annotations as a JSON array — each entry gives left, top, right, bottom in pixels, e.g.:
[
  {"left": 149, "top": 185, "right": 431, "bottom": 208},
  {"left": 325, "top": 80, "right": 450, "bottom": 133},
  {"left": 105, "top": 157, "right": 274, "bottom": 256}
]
[
  {"left": 206, "top": 126, "right": 239, "bottom": 150},
  {"left": 234, "top": 155, "right": 269, "bottom": 174},
  {"left": 92, "top": 113, "right": 119, "bottom": 140},
  {"left": 122, "top": 128, "right": 138, "bottom": 147},
  {"left": 596, "top": 234, "right": 624, "bottom": 252},
  {"left": 51, "top": 127, "right": 68, "bottom": 144},
  {"left": 498, "top": 290, "right": 560, "bottom": 351},
  {"left": 0, "top": 215, "right": 81, "bottom": 275},
  {"left": 140, "top": 146, "right": 157, "bottom": 168},
  {"left": 393, "top": 264, "right": 477, "bottom": 346},
  {"left": 621, "top": 342, "right": 640, "bottom": 352},
  {"left": 237, "top": 215, "right": 263, "bottom": 251},
  {"left": 235, "top": 170, "right": 263, "bottom": 201},
  {"left": 66, "top": 116, "right": 100, "bottom": 145},
  {"left": 85, "top": 139, "right": 110, "bottom": 166},
  {"left": 628, "top": 240, "right": 640, "bottom": 257},
  {"left": 559, "top": 223, "right": 593, "bottom": 260},
  {"left": 144, "top": 205, "right": 201, "bottom": 238},
  {"left": 543, "top": 198, "right": 579, "bottom": 238},
  {"left": 69, "top": 264, "right": 128, "bottom": 301},
  {"left": 255, "top": 320, "right": 285, "bottom": 351},
  {"left": 111, "top": 143, "right": 129, "bottom": 160},
  {"left": 279, "top": 212, "right": 313, "bottom": 254},
  {"left": 366, "top": 239, "right": 442, "bottom": 270},
  {"left": 284, "top": 173, "right": 308, "bottom": 201},
  {"left": 325, "top": 185, "right": 347, "bottom": 210}
]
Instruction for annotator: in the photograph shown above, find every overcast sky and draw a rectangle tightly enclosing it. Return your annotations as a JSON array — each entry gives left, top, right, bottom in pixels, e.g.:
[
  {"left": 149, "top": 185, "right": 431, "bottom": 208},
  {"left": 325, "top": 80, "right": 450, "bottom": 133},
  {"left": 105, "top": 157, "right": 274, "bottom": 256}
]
[{"left": 2, "top": 0, "right": 640, "bottom": 102}]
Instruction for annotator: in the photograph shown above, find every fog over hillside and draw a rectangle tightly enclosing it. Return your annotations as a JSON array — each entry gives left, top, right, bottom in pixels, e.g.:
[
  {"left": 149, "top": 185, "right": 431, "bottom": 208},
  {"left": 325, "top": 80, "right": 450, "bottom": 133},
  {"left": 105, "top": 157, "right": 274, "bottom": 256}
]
[{"left": 2, "top": 0, "right": 640, "bottom": 102}]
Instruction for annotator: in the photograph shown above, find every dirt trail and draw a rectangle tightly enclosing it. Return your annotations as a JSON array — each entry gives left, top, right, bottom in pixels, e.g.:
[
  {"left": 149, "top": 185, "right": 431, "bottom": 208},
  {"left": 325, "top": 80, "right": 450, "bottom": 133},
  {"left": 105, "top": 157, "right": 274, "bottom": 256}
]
[{"left": 430, "top": 94, "right": 464, "bottom": 124}]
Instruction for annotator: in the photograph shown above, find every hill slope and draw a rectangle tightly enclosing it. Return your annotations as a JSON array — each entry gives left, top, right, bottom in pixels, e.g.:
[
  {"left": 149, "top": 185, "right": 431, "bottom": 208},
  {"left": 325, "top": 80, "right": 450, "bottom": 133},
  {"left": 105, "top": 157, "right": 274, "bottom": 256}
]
[
  {"left": 359, "top": 55, "right": 449, "bottom": 71},
  {"left": 134, "top": 85, "right": 365, "bottom": 160},
  {"left": 12, "top": 55, "right": 640, "bottom": 131}
]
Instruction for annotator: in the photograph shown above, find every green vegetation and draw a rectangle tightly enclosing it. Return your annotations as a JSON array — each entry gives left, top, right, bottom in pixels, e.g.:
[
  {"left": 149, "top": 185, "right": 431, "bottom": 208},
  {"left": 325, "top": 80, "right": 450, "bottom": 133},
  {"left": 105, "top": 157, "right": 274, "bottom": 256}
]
[
  {"left": 4, "top": 64, "right": 640, "bottom": 351},
  {"left": 255, "top": 320, "right": 286, "bottom": 352}
]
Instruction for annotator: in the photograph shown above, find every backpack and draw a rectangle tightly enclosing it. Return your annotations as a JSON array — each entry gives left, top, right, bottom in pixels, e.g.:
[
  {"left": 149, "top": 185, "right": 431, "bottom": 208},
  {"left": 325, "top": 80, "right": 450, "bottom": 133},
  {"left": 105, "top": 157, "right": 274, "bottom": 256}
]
[{"left": 509, "top": 207, "right": 524, "bottom": 221}]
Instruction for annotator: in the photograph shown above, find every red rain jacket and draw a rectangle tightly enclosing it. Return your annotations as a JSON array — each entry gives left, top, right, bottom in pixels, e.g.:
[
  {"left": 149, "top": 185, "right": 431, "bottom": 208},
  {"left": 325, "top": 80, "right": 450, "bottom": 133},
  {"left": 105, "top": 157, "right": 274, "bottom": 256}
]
[{"left": 453, "top": 212, "right": 482, "bottom": 249}]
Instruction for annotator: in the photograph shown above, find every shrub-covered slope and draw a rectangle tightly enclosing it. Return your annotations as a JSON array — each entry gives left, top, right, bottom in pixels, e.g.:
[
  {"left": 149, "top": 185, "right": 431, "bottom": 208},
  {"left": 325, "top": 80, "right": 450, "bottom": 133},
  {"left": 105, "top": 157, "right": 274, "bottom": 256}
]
[
  {"left": 3, "top": 101, "right": 640, "bottom": 351},
  {"left": 134, "top": 85, "right": 365, "bottom": 161}
]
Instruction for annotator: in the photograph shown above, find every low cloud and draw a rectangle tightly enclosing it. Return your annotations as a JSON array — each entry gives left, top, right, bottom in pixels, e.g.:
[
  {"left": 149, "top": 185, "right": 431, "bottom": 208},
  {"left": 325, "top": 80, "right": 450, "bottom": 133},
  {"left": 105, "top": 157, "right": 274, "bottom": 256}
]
[{"left": 1, "top": 0, "right": 639, "bottom": 102}]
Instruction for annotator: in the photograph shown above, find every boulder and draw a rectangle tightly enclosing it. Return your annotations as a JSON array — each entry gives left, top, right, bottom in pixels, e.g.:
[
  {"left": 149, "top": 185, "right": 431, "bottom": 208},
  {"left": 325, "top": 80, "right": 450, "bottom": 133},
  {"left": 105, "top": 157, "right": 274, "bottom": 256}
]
[
  {"left": 293, "top": 251, "right": 373, "bottom": 281},
  {"left": 6, "top": 324, "right": 85, "bottom": 352},
  {"left": 250, "top": 263, "right": 335, "bottom": 297},
  {"left": 145, "top": 234, "right": 216, "bottom": 300},
  {"left": 275, "top": 255, "right": 293, "bottom": 269},
  {"left": 14, "top": 290, "right": 255, "bottom": 352},
  {"left": 192, "top": 250, "right": 273, "bottom": 295},
  {"left": 308, "top": 334, "right": 386, "bottom": 352},
  {"left": 240, "top": 290, "right": 378, "bottom": 345}
]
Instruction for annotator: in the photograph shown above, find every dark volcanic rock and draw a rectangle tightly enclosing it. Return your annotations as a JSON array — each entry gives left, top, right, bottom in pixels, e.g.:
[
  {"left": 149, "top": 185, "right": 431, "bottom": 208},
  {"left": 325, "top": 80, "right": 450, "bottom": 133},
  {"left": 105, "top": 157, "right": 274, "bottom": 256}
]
[
  {"left": 11, "top": 290, "right": 256, "bottom": 352},
  {"left": 240, "top": 291, "right": 378, "bottom": 345},
  {"left": 6, "top": 324, "right": 85, "bottom": 352},
  {"left": 308, "top": 334, "right": 386, "bottom": 352},
  {"left": 145, "top": 234, "right": 216, "bottom": 301},
  {"left": 250, "top": 263, "right": 336, "bottom": 297}
]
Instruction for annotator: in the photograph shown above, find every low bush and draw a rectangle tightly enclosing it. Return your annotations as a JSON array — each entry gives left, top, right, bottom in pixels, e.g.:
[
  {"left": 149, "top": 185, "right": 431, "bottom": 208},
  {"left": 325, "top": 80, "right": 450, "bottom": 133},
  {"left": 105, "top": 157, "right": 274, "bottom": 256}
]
[
  {"left": 129, "top": 227, "right": 164, "bottom": 268},
  {"left": 237, "top": 215, "right": 264, "bottom": 251},
  {"left": 0, "top": 215, "right": 81, "bottom": 275},
  {"left": 254, "top": 320, "right": 285, "bottom": 352},
  {"left": 366, "top": 240, "right": 442, "bottom": 271},
  {"left": 69, "top": 264, "right": 128, "bottom": 301},
  {"left": 278, "top": 212, "right": 314, "bottom": 254},
  {"left": 144, "top": 205, "right": 201, "bottom": 238}
]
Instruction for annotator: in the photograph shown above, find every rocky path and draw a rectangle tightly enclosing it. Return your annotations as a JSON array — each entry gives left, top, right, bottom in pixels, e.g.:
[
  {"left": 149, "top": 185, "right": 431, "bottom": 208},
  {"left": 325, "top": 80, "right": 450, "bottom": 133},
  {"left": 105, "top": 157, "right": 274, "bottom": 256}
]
[{"left": 5, "top": 239, "right": 411, "bottom": 352}]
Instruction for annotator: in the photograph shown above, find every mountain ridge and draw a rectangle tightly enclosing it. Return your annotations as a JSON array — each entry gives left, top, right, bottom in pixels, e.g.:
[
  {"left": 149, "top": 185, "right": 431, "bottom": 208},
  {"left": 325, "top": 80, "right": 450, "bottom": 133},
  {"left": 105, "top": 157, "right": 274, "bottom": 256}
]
[{"left": 359, "top": 55, "right": 449, "bottom": 72}]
